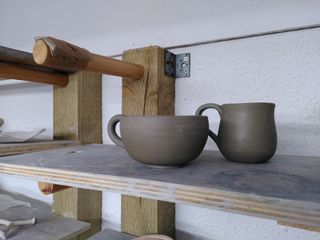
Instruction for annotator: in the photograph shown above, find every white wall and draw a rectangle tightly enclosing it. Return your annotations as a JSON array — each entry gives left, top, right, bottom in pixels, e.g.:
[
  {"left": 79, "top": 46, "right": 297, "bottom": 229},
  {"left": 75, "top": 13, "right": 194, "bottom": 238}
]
[{"left": 1, "top": 1, "right": 320, "bottom": 239}]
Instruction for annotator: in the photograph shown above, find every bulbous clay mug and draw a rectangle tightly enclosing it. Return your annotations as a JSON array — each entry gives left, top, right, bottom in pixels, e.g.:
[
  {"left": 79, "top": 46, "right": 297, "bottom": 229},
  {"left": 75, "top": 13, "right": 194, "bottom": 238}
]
[{"left": 196, "top": 102, "right": 277, "bottom": 163}]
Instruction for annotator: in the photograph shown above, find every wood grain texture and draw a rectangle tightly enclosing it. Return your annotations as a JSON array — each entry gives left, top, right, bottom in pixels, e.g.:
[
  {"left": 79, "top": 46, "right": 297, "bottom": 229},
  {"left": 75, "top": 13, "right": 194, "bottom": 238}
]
[
  {"left": 53, "top": 71, "right": 102, "bottom": 144},
  {"left": 88, "top": 228, "right": 132, "bottom": 240},
  {"left": 0, "top": 45, "right": 72, "bottom": 73},
  {"left": 0, "top": 140, "right": 78, "bottom": 157},
  {"left": 122, "top": 46, "right": 174, "bottom": 116},
  {"left": 121, "top": 196, "right": 175, "bottom": 237},
  {"left": 0, "top": 190, "right": 90, "bottom": 240},
  {"left": 0, "top": 144, "right": 319, "bottom": 230},
  {"left": 0, "top": 62, "right": 68, "bottom": 86},
  {"left": 53, "top": 71, "right": 102, "bottom": 239},
  {"left": 33, "top": 37, "right": 144, "bottom": 80},
  {"left": 122, "top": 46, "right": 175, "bottom": 237},
  {"left": 33, "top": 38, "right": 91, "bottom": 72}
]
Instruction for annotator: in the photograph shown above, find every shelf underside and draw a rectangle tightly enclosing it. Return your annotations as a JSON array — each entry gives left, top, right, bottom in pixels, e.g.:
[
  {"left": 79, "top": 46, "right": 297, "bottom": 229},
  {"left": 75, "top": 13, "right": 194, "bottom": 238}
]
[
  {"left": 0, "top": 190, "right": 89, "bottom": 240},
  {"left": 0, "top": 139, "right": 79, "bottom": 157},
  {"left": 0, "top": 144, "right": 319, "bottom": 227}
]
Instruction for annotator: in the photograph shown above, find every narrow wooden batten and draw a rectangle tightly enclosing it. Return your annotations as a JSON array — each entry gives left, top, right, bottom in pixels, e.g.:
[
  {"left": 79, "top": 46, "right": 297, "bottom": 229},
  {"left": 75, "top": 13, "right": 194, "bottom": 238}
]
[
  {"left": 0, "top": 62, "right": 68, "bottom": 86},
  {"left": 33, "top": 37, "right": 145, "bottom": 80}
]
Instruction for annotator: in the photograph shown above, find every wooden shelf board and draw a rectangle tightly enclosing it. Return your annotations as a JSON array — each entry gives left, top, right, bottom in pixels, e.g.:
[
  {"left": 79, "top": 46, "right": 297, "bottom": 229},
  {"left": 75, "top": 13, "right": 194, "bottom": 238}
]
[
  {"left": 0, "top": 190, "right": 90, "bottom": 240},
  {"left": 0, "top": 144, "right": 319, "bottom": 227},
  {"left": 88, "top": 228, "right": 132, "bottom": 240},
  {"left": 0, "top": 139, "right": 79, "bottom": 157}
]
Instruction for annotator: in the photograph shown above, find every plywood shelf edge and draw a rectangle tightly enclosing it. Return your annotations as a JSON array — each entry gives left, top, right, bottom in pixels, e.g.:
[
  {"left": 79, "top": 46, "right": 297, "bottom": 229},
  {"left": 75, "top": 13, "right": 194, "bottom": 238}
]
[{"left": 0, "top": 144, "right": 318, "bottom": 229}]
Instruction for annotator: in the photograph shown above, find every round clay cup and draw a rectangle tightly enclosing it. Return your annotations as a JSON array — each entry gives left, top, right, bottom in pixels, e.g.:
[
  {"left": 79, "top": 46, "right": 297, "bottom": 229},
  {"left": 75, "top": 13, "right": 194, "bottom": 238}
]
[{"left": 107, "top": 115, "right": 209, "bottom": 167}]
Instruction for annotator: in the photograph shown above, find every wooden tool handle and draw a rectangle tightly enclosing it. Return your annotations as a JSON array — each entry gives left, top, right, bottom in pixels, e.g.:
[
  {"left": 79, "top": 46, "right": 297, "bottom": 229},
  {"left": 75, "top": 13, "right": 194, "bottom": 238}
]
[
  {"left": 0, "top": 62, "right": 68, "bottom": 86},
  {"left": 33, "top": 37, "right": 144, "bottom": 80},
  {"left": 33, "top": 37, "right": 90, "bottom": 71},
  {"left": 38, "top": 182, "right": 70, "bottom": 195},
  {"left": 0, "top": 46, "right": 72, "bottom": 73}
]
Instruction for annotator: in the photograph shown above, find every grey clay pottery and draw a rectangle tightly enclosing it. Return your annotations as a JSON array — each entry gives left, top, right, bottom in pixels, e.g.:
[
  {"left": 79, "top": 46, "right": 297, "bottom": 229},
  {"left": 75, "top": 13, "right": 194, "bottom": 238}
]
[
  {"left": 196, "top": 102, "right": 277, "bottom": 164},
  {"left": 107, "top": 115, "right": 209, "bottom": 167}
]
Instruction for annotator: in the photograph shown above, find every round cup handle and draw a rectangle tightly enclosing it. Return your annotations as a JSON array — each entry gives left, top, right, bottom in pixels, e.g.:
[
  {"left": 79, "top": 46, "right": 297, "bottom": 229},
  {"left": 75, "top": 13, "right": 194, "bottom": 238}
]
[
  {"left": 195, "top": 103, "right": 222, "bottom": 146},
  {"left": 107, "top": 114, "right": 124, "bottom": 148}
]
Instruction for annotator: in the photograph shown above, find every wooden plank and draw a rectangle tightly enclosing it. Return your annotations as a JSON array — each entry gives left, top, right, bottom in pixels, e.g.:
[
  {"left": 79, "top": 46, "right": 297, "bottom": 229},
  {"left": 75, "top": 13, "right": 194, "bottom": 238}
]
[
  {"left": 52, "top": 71, "right": 102, "bottom": 240},
  {"left": 0, "top": 145, "right": 319, "bottom": 229},
  {"left": 0, "top": 190, "right": 90, "bottom": 240},
  {"left": 88, "top": 228, "right": 132, "bottom": 240},
  {"left": 0, "top": 62, "right": 68, "bottom": 86},
  {"left": 0, "top": 140, "right": 78, "bottom": 157},
  {"left": 121, "top": 46, "right": 175, "bottom": 237}
]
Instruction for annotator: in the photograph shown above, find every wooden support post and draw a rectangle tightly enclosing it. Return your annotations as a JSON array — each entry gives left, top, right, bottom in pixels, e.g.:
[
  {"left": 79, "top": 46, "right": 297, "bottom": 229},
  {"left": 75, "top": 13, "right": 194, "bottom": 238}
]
[
  {"left": 121, "top": 46, "right": 175, "bottom": 237},
  {"left": 52, "top": 71, "right": 102, "bottom": 239}
]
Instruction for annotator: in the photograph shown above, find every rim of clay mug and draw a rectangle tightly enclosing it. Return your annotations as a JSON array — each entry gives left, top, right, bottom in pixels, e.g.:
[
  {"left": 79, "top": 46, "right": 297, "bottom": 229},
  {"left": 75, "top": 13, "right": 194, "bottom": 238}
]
[
  {"left": 120, "top": 115, "right": 207, "bottom": 118},
  {"left": 221, "top": 102, "right": 275, "bottom": 107}
]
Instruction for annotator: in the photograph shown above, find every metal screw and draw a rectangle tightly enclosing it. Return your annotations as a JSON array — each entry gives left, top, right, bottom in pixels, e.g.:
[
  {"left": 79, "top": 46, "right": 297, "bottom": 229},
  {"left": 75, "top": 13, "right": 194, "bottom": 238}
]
[{"left": 183, "top": 56, "right": 189, "bottom": 61}]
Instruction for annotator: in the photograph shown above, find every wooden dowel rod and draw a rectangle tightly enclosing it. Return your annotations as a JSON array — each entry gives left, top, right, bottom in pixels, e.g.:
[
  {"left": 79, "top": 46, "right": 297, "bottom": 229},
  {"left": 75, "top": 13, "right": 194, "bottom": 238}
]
[
  {"left": 87, "top": 53, "right": 145, "bottom": 80},
  {"left": 33, "top": 37, "right": 145, "bottom": 80},
  {"left": 0, "top": 62, "right": 68, "bottom": 86},
  {"left": 0, "top": 46, "right": 72, "bottom": 73},
  {"left": 38, "top": 182, "right": 70, "bottom": 195}
]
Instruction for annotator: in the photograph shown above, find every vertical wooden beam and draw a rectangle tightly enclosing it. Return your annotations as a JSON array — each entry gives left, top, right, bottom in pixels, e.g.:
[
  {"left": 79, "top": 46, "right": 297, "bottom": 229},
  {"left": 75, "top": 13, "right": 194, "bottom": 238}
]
[
  {"left": 121, "top": 46, "right": 175, "bottom": 237},
  {"left": 52, "top": 71, "right": 102, "bottom": 239}
]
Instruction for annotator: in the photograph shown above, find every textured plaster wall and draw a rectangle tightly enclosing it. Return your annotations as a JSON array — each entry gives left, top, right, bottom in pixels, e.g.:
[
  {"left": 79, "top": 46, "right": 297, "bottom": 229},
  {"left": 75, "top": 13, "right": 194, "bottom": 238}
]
[{"left": 0, "top": 1, "right": 320, "bottom": 239}]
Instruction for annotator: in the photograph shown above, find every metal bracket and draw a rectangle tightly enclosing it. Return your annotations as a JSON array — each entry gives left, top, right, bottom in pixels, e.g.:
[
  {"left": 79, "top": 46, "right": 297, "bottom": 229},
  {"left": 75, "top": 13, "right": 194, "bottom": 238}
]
[{"left": 165, "top": 50, "right": 190, "bottom": 78}]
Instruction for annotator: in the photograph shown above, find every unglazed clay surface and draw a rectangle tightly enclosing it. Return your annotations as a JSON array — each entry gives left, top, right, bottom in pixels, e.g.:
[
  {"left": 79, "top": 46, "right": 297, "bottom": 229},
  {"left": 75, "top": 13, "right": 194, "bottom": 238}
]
[
  {"left": 196, "top": 103, "right": 277, "bottom": 163},
  {"left": 108, "top": 116, "right": 209, "bottom": 166}
]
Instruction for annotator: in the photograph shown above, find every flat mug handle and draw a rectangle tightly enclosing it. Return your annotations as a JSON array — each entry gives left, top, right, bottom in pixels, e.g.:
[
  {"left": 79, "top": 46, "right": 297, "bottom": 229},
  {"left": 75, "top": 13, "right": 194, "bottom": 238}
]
[
  {"left": 107, "top": 114, "right": 125, "bottom": 148},
  {"left": 195, "top": 103, "right": 222, "bottom": 146}
]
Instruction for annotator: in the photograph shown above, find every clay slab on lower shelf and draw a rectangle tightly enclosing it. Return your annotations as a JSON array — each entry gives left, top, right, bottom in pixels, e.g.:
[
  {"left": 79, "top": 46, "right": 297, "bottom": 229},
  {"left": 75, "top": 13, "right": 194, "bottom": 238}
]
[
  {"left": 0, "top": 144, "right": 319, "bottom": 227},
  {"left": 0, "top": 190, "right": 90, "bottom": 240}
]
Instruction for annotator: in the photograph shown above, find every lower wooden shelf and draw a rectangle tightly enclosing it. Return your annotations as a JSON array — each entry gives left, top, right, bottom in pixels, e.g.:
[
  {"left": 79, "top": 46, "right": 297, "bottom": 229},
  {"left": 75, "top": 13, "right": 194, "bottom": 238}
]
[
  {"left": 0, "top": 139, "right": 79, "bottom": 157},
  {"left": 0, "top": 144, "right": 319, "bottom": 229},
  {"left": 88, "top": 228, "right": 132, "bottom": 240},
  {"left": 0, "top": 190, "right": 89, "bottom": 240}
]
